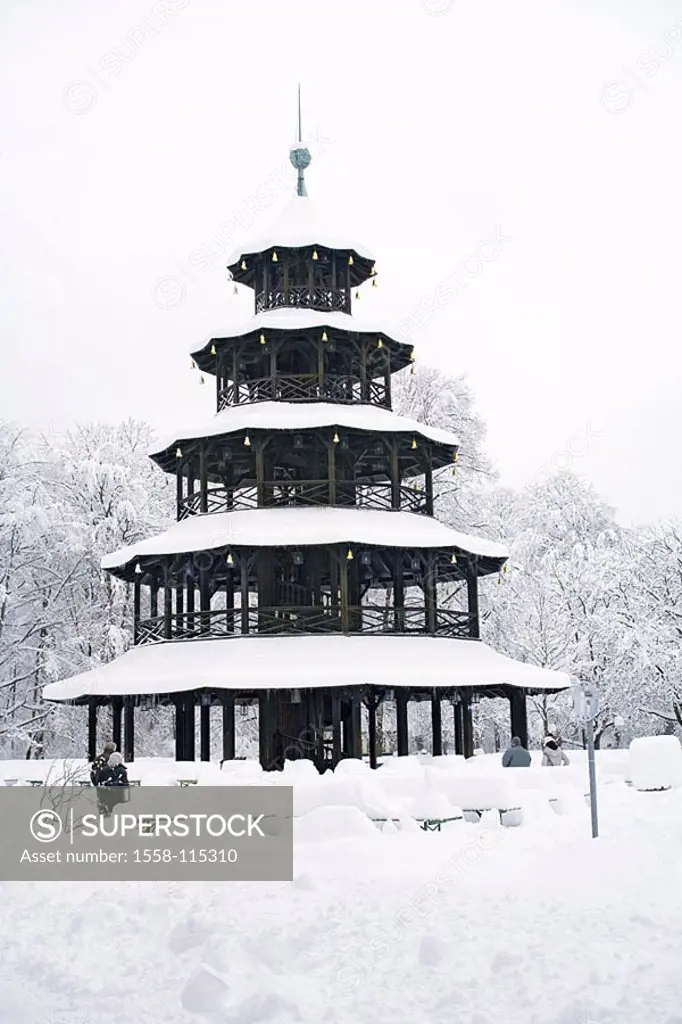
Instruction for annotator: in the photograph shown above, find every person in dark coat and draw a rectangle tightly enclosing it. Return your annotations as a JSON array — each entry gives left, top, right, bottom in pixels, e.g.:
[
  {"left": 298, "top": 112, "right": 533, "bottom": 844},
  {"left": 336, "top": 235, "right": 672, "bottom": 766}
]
[
  {"left": 501, "top": 736, "right": 532, "bottom": 767},
  {"left": 90, "top": 741, "right": 117, "bottom": 785},
  {"left": 100, "top": 752, "right": 129, "bottom": 787}
]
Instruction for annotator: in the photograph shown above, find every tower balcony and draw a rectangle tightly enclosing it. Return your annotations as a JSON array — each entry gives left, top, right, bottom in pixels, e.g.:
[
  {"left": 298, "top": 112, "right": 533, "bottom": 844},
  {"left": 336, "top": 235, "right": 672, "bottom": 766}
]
[
  {"left": 255, "top": 284, "right": 351, "bottom": 315},
  {"left": 217, "top": 373, "right": 389, "bottom": 410},
  {"left": 177, "top": 480, "right": 430, "bottom": 519}
]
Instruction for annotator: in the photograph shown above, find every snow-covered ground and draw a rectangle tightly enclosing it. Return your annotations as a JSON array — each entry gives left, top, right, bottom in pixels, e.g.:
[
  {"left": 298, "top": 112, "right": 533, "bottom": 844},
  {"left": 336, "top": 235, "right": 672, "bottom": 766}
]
[{"left": 1, "top": 751, "right": 681, "bottom": 1024}]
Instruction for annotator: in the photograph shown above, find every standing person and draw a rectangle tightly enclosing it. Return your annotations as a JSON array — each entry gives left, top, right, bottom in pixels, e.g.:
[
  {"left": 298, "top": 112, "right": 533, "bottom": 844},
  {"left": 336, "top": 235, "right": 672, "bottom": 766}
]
[
  {"left": 501, "top": 736, "right": 532, "bottom": 767},
  {"left": 100, "top": 752, "right": 130, "bottom": 787},
  {"left": 542, "top": 736, "right": 570, "bottom": 766},
  {"left": 90, "top": 740, "right": 117, "bottom": 785}
]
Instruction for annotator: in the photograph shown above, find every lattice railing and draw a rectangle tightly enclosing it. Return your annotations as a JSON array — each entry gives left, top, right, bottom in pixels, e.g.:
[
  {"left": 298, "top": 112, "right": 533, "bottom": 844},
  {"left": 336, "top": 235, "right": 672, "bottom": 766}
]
[
  {"left": 255, "top": 286, "right": 351, "bottom": 314},
  {"left": 217, "top": 374, "right": 389, "bottom": 410},
  {"left": 178, "top": 482, "right": 429, "bottom": 518},
  {"left": 136, "top": 606, "right": 474, "bottom": 645}
]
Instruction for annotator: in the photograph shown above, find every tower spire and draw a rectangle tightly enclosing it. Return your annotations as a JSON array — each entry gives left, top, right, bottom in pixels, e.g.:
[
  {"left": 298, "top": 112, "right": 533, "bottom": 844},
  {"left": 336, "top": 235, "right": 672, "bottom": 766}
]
[{"left": 289, "top": 84, "right": 311, "bottom": 197}]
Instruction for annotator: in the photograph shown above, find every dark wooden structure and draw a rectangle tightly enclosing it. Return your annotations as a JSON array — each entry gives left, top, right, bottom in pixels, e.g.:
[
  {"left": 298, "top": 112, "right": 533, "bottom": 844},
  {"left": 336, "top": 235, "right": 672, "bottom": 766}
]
[{"left": 65, "top": 130, "right": 548, "bottom": 770}]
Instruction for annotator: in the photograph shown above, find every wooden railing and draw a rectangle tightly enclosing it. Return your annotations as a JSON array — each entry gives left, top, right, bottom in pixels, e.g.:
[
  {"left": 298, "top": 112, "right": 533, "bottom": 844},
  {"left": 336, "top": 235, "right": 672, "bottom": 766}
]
[
  {"left": 217, "top": 374, "right": 389, "bottom": 410},
  {"left": 255, "top": 286, "right": 351, "bottom": 314},
  {"left": 136, "top": 606, "right": 474, "bottom": 645},
  {"left": 178, "top": 482, "right": 429, "bottom": 519}
]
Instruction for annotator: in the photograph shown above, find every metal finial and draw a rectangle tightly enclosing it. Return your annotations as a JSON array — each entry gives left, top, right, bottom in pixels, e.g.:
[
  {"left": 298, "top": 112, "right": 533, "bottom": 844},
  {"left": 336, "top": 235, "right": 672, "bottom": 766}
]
[{"left": 290, "top": 83, "right": 311, "bottom": 197}]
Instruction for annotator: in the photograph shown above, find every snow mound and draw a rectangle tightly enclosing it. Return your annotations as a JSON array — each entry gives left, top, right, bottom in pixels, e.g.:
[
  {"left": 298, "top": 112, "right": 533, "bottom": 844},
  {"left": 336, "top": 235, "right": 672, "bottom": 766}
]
[
  {"left": 435, "top": 774, "right": 521, "bottom": 810},
  {"left": 180, "top": 963, "right": 229, "bottom": 1013},
  {"left": 629, "top": 736, "right": 682, "bottom": 791},
  {"left": 294, "top": 805, "right": 377, "bottom": 842}
]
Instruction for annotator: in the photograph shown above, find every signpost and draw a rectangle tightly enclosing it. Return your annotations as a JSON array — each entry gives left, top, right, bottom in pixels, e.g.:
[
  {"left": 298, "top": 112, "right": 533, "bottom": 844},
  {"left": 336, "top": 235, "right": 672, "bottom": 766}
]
[{"left": 572, "top": 679, "right": 599, "bottom": 838}]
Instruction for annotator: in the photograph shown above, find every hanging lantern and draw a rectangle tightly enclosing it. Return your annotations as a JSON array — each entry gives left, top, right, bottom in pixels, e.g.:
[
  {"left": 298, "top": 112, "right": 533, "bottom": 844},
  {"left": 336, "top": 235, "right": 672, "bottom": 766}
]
[
  {"left": 259, "top": 333, "right": 266, "bottom": 345},
  {"left": 410, "top": 349, "right": 415, "bottom": 362},
  {"left": 210, "top": 343, "right": 216, "bottom": 356},
  {"left": 503, "top": 562, "right": 509, "bottom": 573},
  {"left": 346, "top": 548, "right": 354, "bottom": 560},
  {"left": 191, "top": 359, "right": 196, "bottom": 370},
  {"left": 272, "top": 251, "right": 278, "bottom": 262},
  {"left": 372, "top": 277, "right": 378, "bottom": 288},
  {"left": 226, "top": 552, "right": 234, "bottom": 566},
  {"left": 322, "top": 330, "right": 328, "bottom": 342},
  {"left": 312, "top": 249, "right": 319, "bottom": 261},
  {"left": 333, "top": 432, "right": 340, "bottom": 444},
  {"left": 233, "top": 284, "right": 238, "bottom": 295},
  {"left": 355, "top": 289, "right": 360, "bottom": 299},
  {"left": 411, "top": 438, "right": 417, "bottom": 450},
  {"left": 348, "top": 254, "right": 354, "bottom": 266},
  {"left": 450, "top": 553, "right": 457, "bottom": 565},
  {"left": 134, "top": 562, "right": 142, "bottom": 575},
  {"left": 175, "top": 447, "right": 182, "bottom": 458},
  {"left": 498, "top": 573, "right": 504, "bottom": 585},
  {"left": 244, "top": 434, "right": 251, "bottom": 447},
  {"left": 377, "top": 338, "right": 383, "bottom": 349},
  {"left": 410, "top": 363, "right": 416, "bottom": 376},
  {"left": 199, "top": 375, "right": 205, "bottom": 385},
  {"left": 453, "top": 450, "right": 458, "bottom": 462},
  {"left": 370, "top": 263, "right": 377, "bottom": 276},
  {"left": 241, "top": 260, "right": 247, "bottom": 271},
  {"left": 452, "top": 467, "right": 457, "bottom": 477}
]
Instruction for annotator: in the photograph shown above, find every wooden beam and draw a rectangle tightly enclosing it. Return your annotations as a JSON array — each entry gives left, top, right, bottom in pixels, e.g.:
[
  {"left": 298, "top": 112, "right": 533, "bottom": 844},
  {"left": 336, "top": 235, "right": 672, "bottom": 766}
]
[
  {"left": 112, "top": 697, "right": 122, "bottom": 753},
  {"left": 331, "top": 693, "right": 342, "bottom": 765},
  {"left": 199, "top": 443, "right": 208, "bottom": 513},
  {"left": 176, "top": 464, "right": 183, "bottom": 519},
  {"left": 425, "top": 448, "right": 434, "bottom": 516},
  {"left": 240, "top": 557, "right": 250, "bottom": 634},
  {"left": 200, "top": 701, "right": 211, "bottom": 761},
  {"left": 394, "top": 552, "right": 405, "bottom": 632},
  {"left": 367, "top": 697, "right": 378, "bottom": 769},
  {"left": 184, "top": 695, "right": 195, "bottom": 761},
  {"left": 339, "top": 552, "right": 350, "bottom": 633},
  {"left": 123, "top": 697, "right": 135, "bottom": 763},
  {"left": 174, "top": 698, "right": 185, "bottom": 761},
  {"left": 467, "top": 558, "right": 481, "bottom": 638},
  {"left": 431, "top": 690, "right": 442, "bottom": 756},
  {"left": 453, "top": 700, "right": 463, "bottom": 756},
  {"left": 164, "top": 560, "right": 173, "bottom": 640},
  {"left": 424, "top": 551, "right": 437, "bottom": 634},
  {"left": 461, "top": 691, "right": 474, "bottom": 759},
  {"left": 87, "top": 698, "right": 98, "bottom": 761},
  {"left": 509, "top": 687, "right": 529, "bottom": 748},
  {"left": 390, "top": 440, "right": 400, "bottom": 510},
  {"left": 222, "top": 692, "right": 235, "bottom": 761},
  {"left": 396, "top": 690, "right": 409, "bottom": 756},
  {"left": 327, "top": 437, "right": 337, "bottom": 504},
  {"left": 133, "top": 575, "right": 141, "bottom": 645}
]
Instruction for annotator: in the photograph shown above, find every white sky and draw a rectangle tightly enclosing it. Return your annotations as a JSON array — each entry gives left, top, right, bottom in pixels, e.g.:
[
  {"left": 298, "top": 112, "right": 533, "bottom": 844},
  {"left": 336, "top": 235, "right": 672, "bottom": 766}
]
[{"left": 2, "top": 0, "right": 681, "bottom": 527}]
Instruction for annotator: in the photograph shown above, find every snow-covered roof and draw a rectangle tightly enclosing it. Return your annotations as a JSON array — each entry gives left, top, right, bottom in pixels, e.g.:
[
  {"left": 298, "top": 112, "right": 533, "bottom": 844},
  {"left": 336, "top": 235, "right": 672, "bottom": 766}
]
[
  {"left": 42, "top": 635, "right": 570, "bottom": 702},
  {"left": 101, "top": 508, "right": 509, "bottom": 571},
  {"left": 150, "top": 401, "right": 459, "bottom": 457},
  {"left": 195, "top": 308, "right": 406, "bottom": 347},
  {"left": 226, "top": 195, "right": 375, "bottom": 266}
]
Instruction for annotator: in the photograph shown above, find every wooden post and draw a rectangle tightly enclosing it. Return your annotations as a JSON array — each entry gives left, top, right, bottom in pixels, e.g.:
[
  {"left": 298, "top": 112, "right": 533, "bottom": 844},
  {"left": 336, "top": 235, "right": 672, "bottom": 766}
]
[
  {"left": 199, "top": 443, "right": 208, "bottom": 514},
  {"left": 390, "top": 440, "right": 400, "bottom": 509},
  {"left": 396, "top": 690, "right": 409, "bottom": 756},
  {"left": 394, "top": 552, "right": 405, "bottom": 632},
  {"left": 164, "top": 560, "right": 173, "bottom": 640},
  {"left": 150, "top": 580, "right": 159, "bottom": 619},
  {"left": 226, "top": 569, "right": 234, "bottom": 634},
  {"left": 461, "top": 691, "right": 474, "bottom": 759},
  {"left": 347, "top": 695, "right": 362, "bottom": 758},
  {"left": 509, "top": 688, "right": 529, "bottom": 748},
  {"left": 87, "top": 698, "right": 98, "bottom": 761},
  {"left": 425, "top": 449, "right": 434, "bottom": 516},
  {"left": 256, "top": 441, "right": 265, "bottom": 507},
  {"left": 431, "top": 690, "right": 442, "bottom": 756},
  {"left": 453, "top": 699, "right": 463, "bottom": 755},
  {"left": 175, "top": 580, "right": 184, "bottom": 637},
  {"left": 222, "top": 692, "right": 235, "bottom": 761},
  {"left": 186, "top": 570, "right": 195, "bottom": 635},
  {"left": 174, "top": 699, "right": 185, "bottom": 761},
  {"left": 327, "top": 437, "right": 337, "bottom": 504},
  {"left": 424, "top": 551, "right": 437, "bottom": 634},
  {"left": 467, "top": 558, "right": 480, "bottom": 639},
  {"left": 367, "top": 697, "right": 378, "bottom": 769},
  {"left": 112, "top": 697, "right": 122, "bottom": 752},
  {"left": 232, "top": 350, "right": 239, "bottom": 404},
  {"left": 176, "top": 463, "right": 184, "bottom": 519},
  {"left": 133, "top": 574, "right": 141, "bottom": 645},
  {"left": 200, "top": 700, "right": 211, "bottom": 761},
  {"left": 331, "top": 693, "right": 342, "bottom": 765},
  {"left": 123, "top": 697, "right": 135, "bottom": 763},
  {"left": 199, "top": 564, "right": 210, "bottom": 635},
  {"left": 184, "top": 696, "right": 195, "bottom": 761},
  {"left": 340, "top": 552, "right": 350, "bottom": 633},
  {"left": 314, "top": 690, "right": 325, "bottom": 770},
  {"left": 258, "top": 691, "right": 273, "bottom": 770},
  {"left": 240, "top": 556, "right": 250, "bottom": 634}
]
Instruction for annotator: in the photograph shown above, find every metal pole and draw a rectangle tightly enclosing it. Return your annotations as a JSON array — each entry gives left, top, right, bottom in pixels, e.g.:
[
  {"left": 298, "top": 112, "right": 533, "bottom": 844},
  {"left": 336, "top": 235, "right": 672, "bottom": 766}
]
[{"left": 586, "top": 712, "right": 599, "bottom": 839}]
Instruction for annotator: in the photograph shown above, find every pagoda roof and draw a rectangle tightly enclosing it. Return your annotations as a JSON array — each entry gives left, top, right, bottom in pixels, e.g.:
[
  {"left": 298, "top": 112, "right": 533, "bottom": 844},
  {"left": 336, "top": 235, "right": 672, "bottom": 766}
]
[
  {"left": 42, "top": 634, "right": 570, "bottom": 703},
  {"left": 150, "top": 401, "right": 459, "bottom": 472},
  {"left": 192, "top": 308, "right": 411, "bottom": 373},
  {"left": 101, "top": 507, "right": 508, "bottom": 579},
  {"left": 226, "top": 194, "right": 375, "bottom": 269}
]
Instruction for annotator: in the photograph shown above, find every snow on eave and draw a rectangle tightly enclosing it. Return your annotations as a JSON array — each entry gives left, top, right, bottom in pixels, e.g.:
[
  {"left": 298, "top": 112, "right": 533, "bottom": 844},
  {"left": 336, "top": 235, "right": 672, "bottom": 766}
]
[
  {"left": 42, "top": 635, "right": 570, "bottom": 703},
  {"left": 100, "top": 507, "right": 509, "bottom": 571},
  {"left": 149, "top": 402, "right": 459, "bottom": 459},
  {"left": 191, "top": 309, "right": 407, "bottom": 354},
  {"left": 225, "top": 195, "right": 375, "bottom": 266}
]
